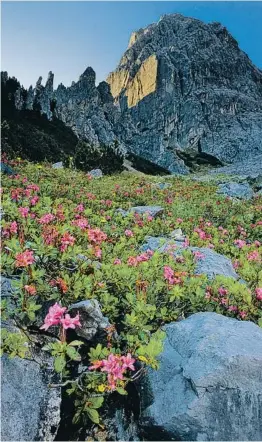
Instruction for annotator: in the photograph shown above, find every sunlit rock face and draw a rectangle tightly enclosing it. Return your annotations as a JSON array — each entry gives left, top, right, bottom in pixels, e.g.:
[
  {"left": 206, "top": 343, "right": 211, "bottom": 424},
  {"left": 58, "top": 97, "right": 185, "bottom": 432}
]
[{"left": 107, "top": 14, "right": 262, "bottom": 173}]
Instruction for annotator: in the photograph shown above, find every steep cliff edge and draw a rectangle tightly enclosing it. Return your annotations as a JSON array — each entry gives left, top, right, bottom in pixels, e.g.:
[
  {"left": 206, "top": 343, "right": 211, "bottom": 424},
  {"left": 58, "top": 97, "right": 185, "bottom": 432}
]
[{"left": 107, "top": 14, "right": 262, "bottom": 173}]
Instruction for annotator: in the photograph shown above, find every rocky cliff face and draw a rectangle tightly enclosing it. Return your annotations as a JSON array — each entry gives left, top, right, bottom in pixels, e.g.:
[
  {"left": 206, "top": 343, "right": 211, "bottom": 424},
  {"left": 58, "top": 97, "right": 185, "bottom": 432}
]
[
  {"left": 13, "top": 67, "right": 124, "bottom": 151},
  {"left": 107, "top": 14, "right": 262, "bottom": 173}
]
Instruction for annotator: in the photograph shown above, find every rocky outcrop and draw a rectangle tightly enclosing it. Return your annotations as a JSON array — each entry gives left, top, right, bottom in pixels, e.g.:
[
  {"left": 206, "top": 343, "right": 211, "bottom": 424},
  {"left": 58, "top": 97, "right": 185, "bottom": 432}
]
[
  {"left": 11, "top": 68, "right": 125, "bottom": 151},
  {"left": 217, "top": 182, "right": 254, "bottom": 200},
  {"left": 107, "top": 14, "right": 262, "bottom": 173},
  {"left": 139, "top": 312, "right": 262, "bottom": 441},
  {"left": 141, "top": 236, "right": 240, "bottom": 280},
  {"left": 1, "top": 353, "right": 61, "bottom": 441}
]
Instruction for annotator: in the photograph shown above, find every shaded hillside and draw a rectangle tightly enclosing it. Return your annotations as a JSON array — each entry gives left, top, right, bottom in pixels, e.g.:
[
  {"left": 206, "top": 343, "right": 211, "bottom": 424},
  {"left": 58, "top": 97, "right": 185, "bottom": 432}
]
[
  {"left": 1, "top": 73, "right": 124, "bottom": 174},
  {"left": 1, "top": 73, "right": 78, "bottom": 162}
]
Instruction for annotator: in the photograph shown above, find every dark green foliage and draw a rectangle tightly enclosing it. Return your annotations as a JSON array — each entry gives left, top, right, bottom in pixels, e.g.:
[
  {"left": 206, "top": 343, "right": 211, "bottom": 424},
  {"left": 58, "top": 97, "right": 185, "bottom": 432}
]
[
  {"left": 126, "top": 153, "right": 171, "bottom": 175},
  {"left": 1, "top": 74, "right": 78, "bottom": 162},
  {"left": 73, "top": 140, "right": 124, "bottom": 175}
]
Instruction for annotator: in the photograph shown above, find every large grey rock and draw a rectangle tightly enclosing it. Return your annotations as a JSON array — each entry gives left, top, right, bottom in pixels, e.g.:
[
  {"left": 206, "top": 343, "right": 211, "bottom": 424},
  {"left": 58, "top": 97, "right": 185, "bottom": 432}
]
[
  {"left": 1, "top": 352, "right": 61, "bottom": 441},
  {"left": 140, "top": 312, "right": 262, "bottom": 441},
  {"left": 141, "top": 236, "right": 239, "bottom": 279},
  {"left": 68, "top": 299, "right": 110, "bottom": 340},
  {"left": 217, "top": 182, "right": 254, "bottom": 200}
]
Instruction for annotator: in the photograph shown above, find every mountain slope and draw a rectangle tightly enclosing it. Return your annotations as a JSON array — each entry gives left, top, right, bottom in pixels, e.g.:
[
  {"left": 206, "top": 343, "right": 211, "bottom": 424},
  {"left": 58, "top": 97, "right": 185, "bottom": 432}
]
[{"left": 107, "top": 14, "right": 262, "bottom": 173}]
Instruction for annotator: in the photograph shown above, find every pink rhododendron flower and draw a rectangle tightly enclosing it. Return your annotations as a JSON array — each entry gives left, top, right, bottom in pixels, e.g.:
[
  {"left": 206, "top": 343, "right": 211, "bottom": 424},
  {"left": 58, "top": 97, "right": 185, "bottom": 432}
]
[
  {"left": 127, "top": 256, "right": 138, "bottom": 267},
  {"left": 15, "top": 250, "right": 34, "bottom": 267},
  {"left": 193, "top": 251, "right": 205, "bottom": 260},
  {"left": 218, "top": 287, "right": 228, "bottom": 296},
  {"left": 114, "top": 258, "right": 122, "bottom": 265},
  {"left": 234, "top": 239, "right": 246, "bottom": 248},
  {"left": 247, "top": 251, "right": 261, "bottom": 262},
  {"left": 228, "top": 305, "right": 238, "bottom": 312},
  {"left": 38, "top": 213, "right": 55, "bottom": 224},
  {"left": 30, "top": 196, "right": 39, "bottom": 206},
  {"left": 60, "top": 313, "right": 81, "bottom": 330},
  {"left": 125, "top": 229, "right": 134, "bottom": 237},
  {"left": 10, "top": 221, "right": 18, "bottom": 234},
  {"left": 71, "top": 217, "right": 89, "bottom": 230},
  {"left": 255, "top": 288, "right": 262, "bottom": 301},
  {"left": 18, "top": 207, "right": 30, "bottom": 218},
  {"left": 24, "top": 284, "right": 37, "bottom": 295},
  {"left": 75, "top": 203, "right": 84, "bottom": 213},
  {"left": 233, "top": 260, "right": 240, "bottom": 269},
  {"left": 89, "top": 353, "right": 135, "bottom": 391},
  {"left": 239, "top": 311, "right": 247, "bottom": 319},
  {"left": 40, "top": 303, "right": 67, "bottom": 330},
  {"left": 60, "top": 232, "right": 76, "bottom": 252},
  {"left": 176, "top": 218, "right": 183, "bottom": 224},
  {"left": 87, "top": 228, "right": 107, "bottom": 244}
]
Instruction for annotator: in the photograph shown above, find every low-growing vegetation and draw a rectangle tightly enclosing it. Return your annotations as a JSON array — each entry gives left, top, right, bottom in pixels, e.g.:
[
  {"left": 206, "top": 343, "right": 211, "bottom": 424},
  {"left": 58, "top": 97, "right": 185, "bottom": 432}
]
[{"left": 1, "top": 160, "right": 262, "bottom": 429}]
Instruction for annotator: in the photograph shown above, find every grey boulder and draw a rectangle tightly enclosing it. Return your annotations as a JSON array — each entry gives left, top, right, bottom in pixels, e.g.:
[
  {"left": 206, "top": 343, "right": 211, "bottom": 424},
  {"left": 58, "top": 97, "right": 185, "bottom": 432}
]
[
  {"left": 1, "top": 352, "right": 61, "bottom": 441},
  {"left": 140, "top": 312, "right": 262, "bottom": 441},
  {"left": 88, "top": 168, "right": 103, "bottom": 178},
  {"left": 68, "top": 299, "right": 110, "bottom": 340},
  {"left": 141, "top": 236, "right": 239, "bottom": 279},
  {"left": 217, "top": 182, "right": 254, "bottom": 200}
]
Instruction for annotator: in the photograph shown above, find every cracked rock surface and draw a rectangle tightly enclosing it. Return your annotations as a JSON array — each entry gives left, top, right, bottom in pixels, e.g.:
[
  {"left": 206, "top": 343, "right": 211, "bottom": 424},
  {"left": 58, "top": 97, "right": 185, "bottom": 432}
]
[{"left": 139, "top": 312, "right": 262, "bottom": 441}]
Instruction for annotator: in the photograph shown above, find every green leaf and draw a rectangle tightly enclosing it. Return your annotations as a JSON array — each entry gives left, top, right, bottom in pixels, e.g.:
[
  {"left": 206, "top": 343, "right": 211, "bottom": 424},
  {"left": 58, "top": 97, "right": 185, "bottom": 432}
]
[
  {"left": 69, "top": 340, "right": 84, "bottom": 347},
  {"left": 116, "top": 387, "right": 128, "bottom": 395},
  {"left": 54, "top": 355, "right": 66, "bottom": 372},
  {"left": 86, "top": 408, "right": 100, "bottom": 424},
  {"left": 258, "top": 318, "right": 262, "bottom": 328},
  {"left": 66, "top": 346, "right": 81, "bottom": 361},
  {"left": 90, "top": 396, "right": 104, "bottom": 409}
]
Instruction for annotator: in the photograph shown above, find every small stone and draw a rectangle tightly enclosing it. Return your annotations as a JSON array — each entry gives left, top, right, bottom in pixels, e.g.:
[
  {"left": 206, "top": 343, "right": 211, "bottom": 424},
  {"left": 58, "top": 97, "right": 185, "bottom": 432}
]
[
  {"left": 88, "top": 169, "right": 103, "bottom": 178},
  {"left": 169, "top": 228, "right": 185, "bottom": 241},
  {"left": 68, "top": 299, "right": 110, "bottom": 341},
  {"left": 52, "top": 162, "right": 63, "bottom": 169}
]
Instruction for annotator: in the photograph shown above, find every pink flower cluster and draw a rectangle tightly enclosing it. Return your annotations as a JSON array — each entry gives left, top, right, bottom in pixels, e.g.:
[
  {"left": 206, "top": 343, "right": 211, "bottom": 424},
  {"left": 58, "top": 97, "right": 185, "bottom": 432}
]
[
  {"left": 60, "top": 232, "right": 76, "bottom": 252},
  {"left": 256, "top": 288, "right": 262, "bottom": 301},
  {"left": 127, "top": 250, "right": 153, "bottom": 267},
  {"left": 87, "top": 228, "right": 107, "bottom": 244},
  {"left": 125, "top": 229, "right": 134, "bottom": 237},
  {"left": 15, "top": 250, "right": 34, "bottom": 267},
  {"left": 38, "top": 213, "right": 56, "bottom": 224},
  {"left": 89, "top": 353, "right": 135, "bottom": 390},
  {"left": 234, "top": 239, "right": 246, "bottom": 249},
  {"left": 193, "top": 250, "right": 205, "bottom": 261},
  {"left": 247, "top": 250, "right": 261, "bottom": 262},
  {"left": 2, "top": 221, "right": 18, "bottom": 238},
  {"left": 194, "top": 227, "right": 211, "bottom": 241},
  {"left": 163, "top": 266, "right": 181, "bottom": 285},
  {"left": 18, "top": 207, "right": 30, "bottom": 218},
  {"left": 71, "top": 217, "right": 89, "bottom": 230},
  {"left": 40, "top": 303, "right": 81, "bottom": 331}
]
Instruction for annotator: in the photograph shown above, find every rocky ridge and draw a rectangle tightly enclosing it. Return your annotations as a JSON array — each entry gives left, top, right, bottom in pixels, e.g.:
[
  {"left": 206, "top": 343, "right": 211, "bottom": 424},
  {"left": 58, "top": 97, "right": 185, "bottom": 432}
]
[{"left": 5, "top": 13, "right": 262, "bottom": 174}]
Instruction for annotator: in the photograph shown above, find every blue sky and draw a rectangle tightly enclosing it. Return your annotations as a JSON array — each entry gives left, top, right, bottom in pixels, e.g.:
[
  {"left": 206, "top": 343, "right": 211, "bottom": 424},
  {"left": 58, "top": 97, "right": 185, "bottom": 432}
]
[{"left": 2, "top": 1, "right": 262, "bottom": 88}]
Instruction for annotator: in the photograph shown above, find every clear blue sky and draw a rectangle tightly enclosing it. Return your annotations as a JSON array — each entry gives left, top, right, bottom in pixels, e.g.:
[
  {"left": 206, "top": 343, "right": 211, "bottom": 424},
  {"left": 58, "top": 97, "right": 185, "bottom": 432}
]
[{"left": 2, "top": 1, "right": 262, "bottom": 88}]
